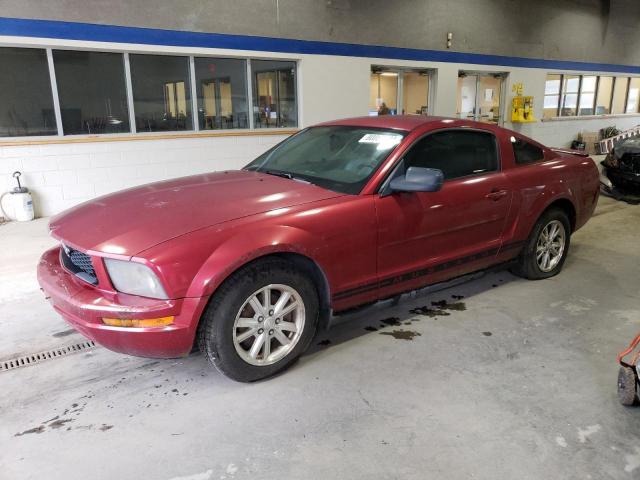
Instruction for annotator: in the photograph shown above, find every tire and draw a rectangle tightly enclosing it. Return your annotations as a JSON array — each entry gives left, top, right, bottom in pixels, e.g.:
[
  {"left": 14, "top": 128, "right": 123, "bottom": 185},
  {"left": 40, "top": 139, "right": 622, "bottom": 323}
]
[
  {"left": 197, "top": 257, "right": 319, "bottom": 382},
  {"left": 511, "top": 208, "right": 571, "bottom": 280},
  {"left": 618, "top": 366, "right": 638, "bottom": 406}
]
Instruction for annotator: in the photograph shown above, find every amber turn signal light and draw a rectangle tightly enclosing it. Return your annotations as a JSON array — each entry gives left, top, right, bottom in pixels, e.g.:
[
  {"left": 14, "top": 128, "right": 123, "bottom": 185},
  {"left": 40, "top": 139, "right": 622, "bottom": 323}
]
[{"left": 102, "top": 316, "right": 174, "bottom": 328}]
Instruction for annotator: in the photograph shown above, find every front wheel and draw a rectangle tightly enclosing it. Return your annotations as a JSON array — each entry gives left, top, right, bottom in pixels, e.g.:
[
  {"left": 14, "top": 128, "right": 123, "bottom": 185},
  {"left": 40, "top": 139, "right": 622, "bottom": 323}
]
[
  {"left": 197, "top": 258, "right": 319, "bottom": 382},
  {"left": 511, "top": 208, "right": 571, "bottom": 280}
]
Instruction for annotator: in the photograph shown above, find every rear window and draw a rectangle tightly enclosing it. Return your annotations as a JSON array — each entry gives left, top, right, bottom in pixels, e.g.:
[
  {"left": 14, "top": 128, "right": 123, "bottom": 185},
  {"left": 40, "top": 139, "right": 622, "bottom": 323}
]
[{"left": 512, "top": 136, "right": 544, "bottom": 165}]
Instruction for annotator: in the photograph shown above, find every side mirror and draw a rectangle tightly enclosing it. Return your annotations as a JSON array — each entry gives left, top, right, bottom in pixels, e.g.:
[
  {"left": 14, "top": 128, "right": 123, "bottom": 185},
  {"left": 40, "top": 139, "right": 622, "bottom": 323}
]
[{"left": 389, "top": 167, "right": 444, "bottom": 193}]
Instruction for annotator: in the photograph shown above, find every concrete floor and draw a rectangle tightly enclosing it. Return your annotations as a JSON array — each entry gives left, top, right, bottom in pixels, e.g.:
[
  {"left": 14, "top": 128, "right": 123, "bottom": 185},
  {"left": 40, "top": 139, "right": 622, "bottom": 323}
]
[{"left": 2, "top": 194, "right": 640, "bottom": 480}]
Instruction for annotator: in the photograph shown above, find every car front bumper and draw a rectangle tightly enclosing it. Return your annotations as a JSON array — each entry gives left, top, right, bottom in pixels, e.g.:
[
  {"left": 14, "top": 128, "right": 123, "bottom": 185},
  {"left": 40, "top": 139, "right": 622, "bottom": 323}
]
[
  {"left": 603, "top": 165, "right": 640, "bottom": 192},
  {"left": 37, "top": 246, "right": 208, "bottom": 358}
]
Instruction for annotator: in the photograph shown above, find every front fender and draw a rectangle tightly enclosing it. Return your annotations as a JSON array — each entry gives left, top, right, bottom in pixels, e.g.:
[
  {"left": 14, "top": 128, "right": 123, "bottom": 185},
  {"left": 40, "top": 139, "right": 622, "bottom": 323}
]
[{"left": 186, "top": 224, "right": 330, "bottom": 298}]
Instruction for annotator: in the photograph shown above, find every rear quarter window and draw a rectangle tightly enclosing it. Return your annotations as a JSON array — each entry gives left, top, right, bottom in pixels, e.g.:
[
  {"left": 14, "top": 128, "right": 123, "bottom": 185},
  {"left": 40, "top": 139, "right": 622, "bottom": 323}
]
[{"left": 512, "top": 137, "right": 544, "bottom": 165}]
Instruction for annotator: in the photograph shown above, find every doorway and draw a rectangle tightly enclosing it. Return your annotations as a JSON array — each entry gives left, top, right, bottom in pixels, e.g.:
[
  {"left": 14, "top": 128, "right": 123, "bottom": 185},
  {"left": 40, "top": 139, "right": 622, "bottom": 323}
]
[
  {"left": 201, "top": 77, "right": 233, "bottom": 129},
  {"left": 370, "top": 67, "right": 432, "bottom": 116},
  {"left": 457, "top": 71, "right": 507, "bottom": 124}
]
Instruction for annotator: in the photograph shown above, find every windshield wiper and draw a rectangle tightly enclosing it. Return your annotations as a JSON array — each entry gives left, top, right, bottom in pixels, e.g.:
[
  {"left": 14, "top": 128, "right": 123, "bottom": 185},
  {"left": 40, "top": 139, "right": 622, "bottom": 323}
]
[
  {"left": 264, "top": 170, "right": 293, "bottom": 179},
  {"left": 263, "top": 170, "right": 314, "bottom": 186}
]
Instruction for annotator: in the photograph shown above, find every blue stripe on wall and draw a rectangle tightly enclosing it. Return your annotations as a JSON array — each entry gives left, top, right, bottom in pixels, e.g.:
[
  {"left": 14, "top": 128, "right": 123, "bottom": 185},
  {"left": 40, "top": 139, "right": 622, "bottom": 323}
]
[{"left": 0, "top": 16, "right": 638, "bottom": 74}]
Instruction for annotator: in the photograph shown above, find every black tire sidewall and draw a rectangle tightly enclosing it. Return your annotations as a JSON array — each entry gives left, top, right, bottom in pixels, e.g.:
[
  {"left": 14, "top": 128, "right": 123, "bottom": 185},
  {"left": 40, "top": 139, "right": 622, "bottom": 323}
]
[
  {"left": 521, "top": 208, "right": 571, "bottom": 280},
  {"left": 200, "top": 258, "right": 319, "bottom": 382},
  {"left": 618, "top": 366, "right": 638, "bottom": 406}
]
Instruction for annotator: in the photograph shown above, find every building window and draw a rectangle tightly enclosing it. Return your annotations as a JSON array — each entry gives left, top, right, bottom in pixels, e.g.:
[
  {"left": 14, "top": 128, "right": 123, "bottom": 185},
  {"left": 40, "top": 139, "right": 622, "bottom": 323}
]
[
  {"left": 611, "top": 77, "right": 629, "bottom": 114},
  {"left": 544, "top": 74, "right": 640, "bottom": 118},
  {"left": 0, "top": 47, "right": 57, "bottom": 137},
  {"left": 370, "top": 71, "right": 398, "bottom": 114},
  {"left": 543, "top": 74, "right": 561, "bottom": 119},
  {"left": 1, "top": 47, "right": 302, "bottom": 138},
  {"left": 370, "top": 67, "right": 431, "bottom": 116},
  {"left": 130, "top": 54, "right": 193, "bottom": 132},
  {"left": 578, "top": 76, "right": 597, "bottom": 116},
  {"left": 560, "top": 75, "right": 580, "bottom": 116},
  {"left": 53, "top": 50, "right": 130, "bottom": 135},
  {"left": 251, "top": 60, "right": 297, "bottom": 128},
  {"left": 194, "top": 57, "right": 249, "bottom": 130},
  {"left": 626, "top": 78, "right": 640, "bottom": 114},
  {"left": 595, "top": 76, "right": 614, "bottom": 115}
]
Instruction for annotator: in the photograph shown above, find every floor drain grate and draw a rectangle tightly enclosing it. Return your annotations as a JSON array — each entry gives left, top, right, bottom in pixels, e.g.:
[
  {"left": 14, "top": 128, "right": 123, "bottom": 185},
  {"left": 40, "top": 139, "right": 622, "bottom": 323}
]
[{"left": 0, "top": 340, "right": 97, "bottom": 372}]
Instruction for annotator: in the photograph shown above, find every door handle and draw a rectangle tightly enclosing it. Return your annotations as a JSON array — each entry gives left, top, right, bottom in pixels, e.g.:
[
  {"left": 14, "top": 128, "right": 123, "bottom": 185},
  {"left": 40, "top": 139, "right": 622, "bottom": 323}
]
[{"left": 485, "top": 189, "right": 509, "bottom": 201}]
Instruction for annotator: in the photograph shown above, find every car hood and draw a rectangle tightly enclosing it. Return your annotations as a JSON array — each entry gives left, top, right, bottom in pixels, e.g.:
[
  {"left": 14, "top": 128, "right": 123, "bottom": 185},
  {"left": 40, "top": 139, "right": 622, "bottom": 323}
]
[{"left": 49, "top": 170, "right": 343, "bottom": 257}]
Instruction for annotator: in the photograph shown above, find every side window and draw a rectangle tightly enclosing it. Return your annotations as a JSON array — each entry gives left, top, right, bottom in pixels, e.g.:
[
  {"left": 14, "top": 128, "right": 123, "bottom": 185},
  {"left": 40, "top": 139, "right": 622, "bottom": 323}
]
[
  {"left": 404, "top": 130, "right": 498, "bottom": 180},
  {"left": 512, "top": 137, "right": 545, "bottom": 165}
]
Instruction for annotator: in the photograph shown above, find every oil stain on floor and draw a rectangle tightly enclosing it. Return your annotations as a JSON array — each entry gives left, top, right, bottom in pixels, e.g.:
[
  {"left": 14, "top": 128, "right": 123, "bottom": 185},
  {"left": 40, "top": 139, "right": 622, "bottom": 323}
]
[
  {"left": 409, "top": 298, "right": 467, "bottom": 318},
  {"left": 379, "top": 317, "right": 402, "bottom": 327},
  {"left": 379, "top": 330, "right": 422, "bottom": 341},
  {"left": 362, "top": 295, "right": 467, "bottom": 339}
]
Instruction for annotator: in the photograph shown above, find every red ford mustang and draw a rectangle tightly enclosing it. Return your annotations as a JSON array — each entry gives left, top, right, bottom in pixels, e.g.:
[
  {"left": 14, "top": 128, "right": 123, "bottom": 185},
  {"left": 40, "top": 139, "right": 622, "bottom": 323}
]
[{"left": 38, "top": 116, "right": 600, "bottom": 381}]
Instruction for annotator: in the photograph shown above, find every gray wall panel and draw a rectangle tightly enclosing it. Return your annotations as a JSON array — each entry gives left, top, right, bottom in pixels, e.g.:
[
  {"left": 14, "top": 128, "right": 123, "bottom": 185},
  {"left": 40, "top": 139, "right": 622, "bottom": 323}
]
[{"left": 0, "top": 0, "right": 638, "bottom": 65}]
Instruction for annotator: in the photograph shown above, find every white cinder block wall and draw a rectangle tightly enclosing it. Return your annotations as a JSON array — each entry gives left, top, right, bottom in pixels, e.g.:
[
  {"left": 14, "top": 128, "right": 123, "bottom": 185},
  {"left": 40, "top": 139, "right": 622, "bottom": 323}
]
[
  {"left": 0, "top": 135, "right": 287, "bottom": 217},
  {"left": 0, "top": 36, "right": 639, "bottom": 218}
]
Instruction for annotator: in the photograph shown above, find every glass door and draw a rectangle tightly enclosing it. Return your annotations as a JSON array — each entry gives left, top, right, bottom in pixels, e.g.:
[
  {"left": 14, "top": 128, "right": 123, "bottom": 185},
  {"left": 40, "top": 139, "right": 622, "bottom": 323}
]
[
  {"left": 457, "top": 72, "right": 506, "bottom": 124},
  {"left": 401, "top": 71, "right": 430, "bottom": 115}
]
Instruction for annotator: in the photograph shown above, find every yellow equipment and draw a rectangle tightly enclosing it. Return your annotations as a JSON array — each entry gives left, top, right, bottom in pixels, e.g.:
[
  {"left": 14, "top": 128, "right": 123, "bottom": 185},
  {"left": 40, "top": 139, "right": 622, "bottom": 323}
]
[{"left": 511, "top": 82, "right": 536, "bottom": 123}]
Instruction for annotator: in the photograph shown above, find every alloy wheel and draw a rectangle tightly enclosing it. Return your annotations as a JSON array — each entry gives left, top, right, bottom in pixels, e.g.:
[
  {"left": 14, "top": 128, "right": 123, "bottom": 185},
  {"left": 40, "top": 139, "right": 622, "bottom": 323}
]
[
  {"left": 232, "top": 284, "right": 305, "bottom": 366},
  {"left": 536, "top": 220, "right": 566, "bottom": 272}
]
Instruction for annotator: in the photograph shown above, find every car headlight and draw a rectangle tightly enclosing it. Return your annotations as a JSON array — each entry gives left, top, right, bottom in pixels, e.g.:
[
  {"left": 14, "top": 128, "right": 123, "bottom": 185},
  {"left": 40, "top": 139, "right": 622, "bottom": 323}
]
[{"left": 103, "top": 258, "right": 168, "bottom": 299}]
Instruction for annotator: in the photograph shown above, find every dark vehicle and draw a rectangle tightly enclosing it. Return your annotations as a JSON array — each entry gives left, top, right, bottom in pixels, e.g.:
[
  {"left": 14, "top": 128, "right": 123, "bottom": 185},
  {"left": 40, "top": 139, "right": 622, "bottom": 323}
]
[{"left": 602, "top": 137, "right": 640, "bottom": 193}]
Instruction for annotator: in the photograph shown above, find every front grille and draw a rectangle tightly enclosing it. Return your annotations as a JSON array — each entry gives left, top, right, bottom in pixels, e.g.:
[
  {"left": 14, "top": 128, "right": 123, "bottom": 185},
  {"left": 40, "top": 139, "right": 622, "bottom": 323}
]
[{"left": 60, "top": 245, "right": 98, "bottom": 285}]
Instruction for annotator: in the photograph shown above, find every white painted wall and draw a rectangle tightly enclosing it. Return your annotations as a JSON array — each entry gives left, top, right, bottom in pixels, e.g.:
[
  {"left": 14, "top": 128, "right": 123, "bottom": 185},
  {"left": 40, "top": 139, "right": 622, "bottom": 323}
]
[
  {"left": 0, "top": 135, "right": 286, "bottom": 217},
  {"left": 0, "top": 35, "right": 639, "bottom": 218}
]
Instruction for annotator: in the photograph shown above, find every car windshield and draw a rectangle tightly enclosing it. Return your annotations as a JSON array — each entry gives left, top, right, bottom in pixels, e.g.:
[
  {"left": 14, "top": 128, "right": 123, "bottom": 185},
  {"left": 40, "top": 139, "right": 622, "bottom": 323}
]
[{"left": 244, "top": 126, "right": 406, "bottom": 194}]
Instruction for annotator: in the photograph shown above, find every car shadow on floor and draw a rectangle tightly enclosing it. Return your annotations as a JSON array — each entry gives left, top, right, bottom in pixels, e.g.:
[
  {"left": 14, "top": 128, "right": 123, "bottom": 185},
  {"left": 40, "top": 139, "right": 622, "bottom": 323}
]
[
  {"left": 303, "top": 267, "right": 519, "bottom": 359},
  {"left": 152, "top": 266, "right": 520, "bottom": 382}
]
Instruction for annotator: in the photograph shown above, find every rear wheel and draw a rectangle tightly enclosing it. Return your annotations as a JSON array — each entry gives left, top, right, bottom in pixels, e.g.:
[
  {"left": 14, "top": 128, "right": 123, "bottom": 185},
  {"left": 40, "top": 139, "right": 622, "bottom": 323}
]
[
  {"left": 198, "top": 258, "right": 319, "bottom": 382},
  {"left": 511, "top": 208, "right": 571, "bottom": 280},
  {"left": 618, "top": 366, "right": 638, "bottom": 406}
]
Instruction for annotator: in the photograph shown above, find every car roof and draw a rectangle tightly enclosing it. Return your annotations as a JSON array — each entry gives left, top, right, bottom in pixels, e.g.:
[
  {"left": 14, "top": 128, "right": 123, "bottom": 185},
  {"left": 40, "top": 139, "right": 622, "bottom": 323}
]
[{"left": 316, "top": 115, "right": 497, "bottom": 133}]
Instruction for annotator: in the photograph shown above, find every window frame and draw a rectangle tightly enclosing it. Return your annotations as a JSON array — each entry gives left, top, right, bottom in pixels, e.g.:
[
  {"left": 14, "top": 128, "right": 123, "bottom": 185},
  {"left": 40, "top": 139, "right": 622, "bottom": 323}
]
[
  {"left": 625, "top": 77, "right": 640, "bottom": 114},
  {"left": 0, "top": 46, "right": 59, "bottom": 138},
  {"left": 577, "top": 75, "right": 597, "bottom": 116},
  {"left": 378, "top": 127, "right": 502, "bottom": 195},
  {"left": 128, "top": 52, "right": 196, "bottom": 133},
  {"left": 594, "top": 75, "right": 614, "bottom": 115},
  {"left": 369, "top": 65, "right": 435, "bottom": 116},
  {"left": 52, "top": 49, "right": 132, "bottom": 136},
  {"left": 543, "top": 74, "right": 562, "bottom": 119},
  {"left": 251, "top": 59, "right": 299, "bottom": 129},
  {"left": 193, "top": 56, "right": 251, "bottom": 131},
  {"left": 0, "top": 44, "right": 300, "bottom": 140},
  {"left": 560, "top": 74, "right": 581, "bottom": 117},
  {"left": 544, "top": 73, "right": 640, "bottom": 120}
]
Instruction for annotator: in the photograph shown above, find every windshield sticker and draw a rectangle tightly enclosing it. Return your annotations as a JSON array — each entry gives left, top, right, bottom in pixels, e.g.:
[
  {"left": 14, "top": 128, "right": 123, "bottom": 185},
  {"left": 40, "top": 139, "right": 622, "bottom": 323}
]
[{"left": 358, "top": 133, "right": 403, "bottom": 150}]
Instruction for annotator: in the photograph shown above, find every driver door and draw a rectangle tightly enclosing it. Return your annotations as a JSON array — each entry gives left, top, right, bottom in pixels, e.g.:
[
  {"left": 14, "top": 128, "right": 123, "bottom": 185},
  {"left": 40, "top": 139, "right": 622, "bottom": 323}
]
[{"left": 374, "top": 128, "right": 513, "bottom": 299}]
